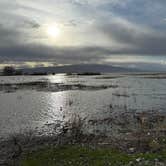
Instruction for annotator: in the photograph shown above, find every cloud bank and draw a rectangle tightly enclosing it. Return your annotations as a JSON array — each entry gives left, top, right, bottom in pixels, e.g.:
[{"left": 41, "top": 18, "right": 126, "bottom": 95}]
[{"left": 0, "top": 0, "right": 166, "bottom": 70}]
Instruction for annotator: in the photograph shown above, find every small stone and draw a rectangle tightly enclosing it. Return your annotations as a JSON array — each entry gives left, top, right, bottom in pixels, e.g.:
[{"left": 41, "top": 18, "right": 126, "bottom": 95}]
[
  {"left": 129, "top": 147, "right": 135, "bottom": 153},
  {"left": 144, "top": 160, "right": 149, "bottom": 165},
  {"left": 154, "top": 158, "right": 159, "bottom": 162},
  {"left": 128, "top": 161, "right": 134, "bottom": 166},
  {"left": 136, "top": 158, "right": 142, "bottom": 162}
]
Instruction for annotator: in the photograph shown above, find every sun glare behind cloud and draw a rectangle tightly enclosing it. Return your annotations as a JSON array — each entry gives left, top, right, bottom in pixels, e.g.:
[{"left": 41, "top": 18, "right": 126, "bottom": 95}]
[{"left": 46, "top": 24, "right": 61, "bottom": 38}]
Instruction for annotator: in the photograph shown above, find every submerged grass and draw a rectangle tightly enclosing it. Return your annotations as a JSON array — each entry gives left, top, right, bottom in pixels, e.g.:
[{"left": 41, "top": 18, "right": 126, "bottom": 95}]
[{"left": 19, "top": 145, "right": 166, "bottom": 166}]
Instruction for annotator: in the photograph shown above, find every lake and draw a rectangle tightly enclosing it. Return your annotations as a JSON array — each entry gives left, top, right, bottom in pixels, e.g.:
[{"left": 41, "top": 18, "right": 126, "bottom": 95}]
[{"left": 0, "top": 73, "right": 166, "bottom": 139}]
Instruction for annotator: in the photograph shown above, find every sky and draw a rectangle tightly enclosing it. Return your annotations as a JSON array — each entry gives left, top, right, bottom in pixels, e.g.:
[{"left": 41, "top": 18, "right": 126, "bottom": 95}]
[{"left": 0, "top": 0, "right": 166, "bottom": 70}]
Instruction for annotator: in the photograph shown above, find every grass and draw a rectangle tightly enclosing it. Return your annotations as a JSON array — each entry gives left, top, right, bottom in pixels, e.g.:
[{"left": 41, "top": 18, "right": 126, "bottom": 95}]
[{"left": 19, "top": 145, "right": 166, "bottom": 166}]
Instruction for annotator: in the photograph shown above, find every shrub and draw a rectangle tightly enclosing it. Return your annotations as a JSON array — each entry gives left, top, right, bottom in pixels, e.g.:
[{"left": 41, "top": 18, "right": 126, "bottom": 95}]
[{"left": 3, "top": 66, "right": 16, "bottom": 76}]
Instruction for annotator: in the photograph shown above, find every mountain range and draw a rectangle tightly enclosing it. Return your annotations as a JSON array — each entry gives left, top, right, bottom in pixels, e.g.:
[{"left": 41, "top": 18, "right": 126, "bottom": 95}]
[{"left": 20, "top": 64, "right": 140, "bottom": 74}]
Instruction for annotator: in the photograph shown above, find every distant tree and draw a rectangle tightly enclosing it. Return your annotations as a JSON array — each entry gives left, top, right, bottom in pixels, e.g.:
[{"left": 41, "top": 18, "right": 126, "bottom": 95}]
[
  {"left": 15, "top": 70, "right": 23, "bottom": 75},
  {"left": 3, "top": 66, "right": 16, "bottom": 76}
]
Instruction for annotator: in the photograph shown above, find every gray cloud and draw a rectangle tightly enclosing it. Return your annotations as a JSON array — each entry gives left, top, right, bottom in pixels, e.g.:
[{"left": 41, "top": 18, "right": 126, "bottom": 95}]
[
  {"left": 97, "top": 19, "right": 166, "bottom": 55},
  {"left": 0, "top": 44, "right": 110, "bottom": 64},
  {"left": 0, "top": 25, "right": 21, "bottom": 46},
  {"left": 0, "top": 19, "right": 40, "bottom": 48},
  {"left": 21, "top": 20, "right": 40, "bottom": 29}
]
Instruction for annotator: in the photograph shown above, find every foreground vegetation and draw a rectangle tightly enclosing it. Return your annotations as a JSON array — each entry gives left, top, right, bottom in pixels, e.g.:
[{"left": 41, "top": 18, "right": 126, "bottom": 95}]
[
  {"left": 2, "top": 111, "right": 165, "bottom": 166},
  {"left": 19, "top": 145, "right": 166, "bottom": 166}
]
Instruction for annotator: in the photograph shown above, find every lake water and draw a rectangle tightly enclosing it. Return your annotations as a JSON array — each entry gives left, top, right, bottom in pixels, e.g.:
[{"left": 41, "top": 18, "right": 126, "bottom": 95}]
[{"left": 0, "top": 74, "right": 166, "bottom": 138}]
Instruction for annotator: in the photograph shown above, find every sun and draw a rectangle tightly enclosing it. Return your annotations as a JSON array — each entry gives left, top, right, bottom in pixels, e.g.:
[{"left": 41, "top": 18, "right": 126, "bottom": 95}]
[{"left": 46, "top": 25, "right": 60, "bottom": 38}]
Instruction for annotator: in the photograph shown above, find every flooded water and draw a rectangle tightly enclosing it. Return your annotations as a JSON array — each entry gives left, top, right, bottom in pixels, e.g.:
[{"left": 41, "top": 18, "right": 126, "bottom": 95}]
[{"left": 0, "top": 73, "right": 166, "bottom": 138}]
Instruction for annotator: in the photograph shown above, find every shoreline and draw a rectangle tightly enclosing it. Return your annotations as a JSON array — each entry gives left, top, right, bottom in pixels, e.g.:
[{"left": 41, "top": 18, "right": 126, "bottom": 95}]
[{"left": 0, "top": 110, "right": 165, "bottom": 165}]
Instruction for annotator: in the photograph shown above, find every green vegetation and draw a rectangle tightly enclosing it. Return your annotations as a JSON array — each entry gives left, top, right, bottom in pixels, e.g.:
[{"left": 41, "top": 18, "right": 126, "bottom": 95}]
[{"left": 19, "top": 145, "right": 166, "bottom": 166}]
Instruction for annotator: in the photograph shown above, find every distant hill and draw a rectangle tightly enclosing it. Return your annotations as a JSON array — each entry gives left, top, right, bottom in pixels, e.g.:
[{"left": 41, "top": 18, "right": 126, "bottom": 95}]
[{"left": 20, "top": 64, "right": 140, "bottom": 74}]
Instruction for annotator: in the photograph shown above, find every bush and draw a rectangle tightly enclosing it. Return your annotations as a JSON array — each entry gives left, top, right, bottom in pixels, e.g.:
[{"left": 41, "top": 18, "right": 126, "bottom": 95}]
[{"left": 3, "top": 66, "right": 16, "bottom": 76}]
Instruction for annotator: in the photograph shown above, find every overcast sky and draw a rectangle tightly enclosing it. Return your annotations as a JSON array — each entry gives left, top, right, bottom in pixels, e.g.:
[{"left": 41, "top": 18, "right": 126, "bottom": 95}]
[{"left": 0, "top": 0, "right": 166, "bottom": 70}]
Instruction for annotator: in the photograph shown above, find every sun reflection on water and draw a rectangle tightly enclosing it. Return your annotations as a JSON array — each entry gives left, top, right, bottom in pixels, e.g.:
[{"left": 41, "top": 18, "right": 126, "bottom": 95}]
[
  {"left": 41, "top": 75, "right": 69, "bottom": 134},
  {"left": 47, "top": 74, "right": 68, "bottom": 84}
]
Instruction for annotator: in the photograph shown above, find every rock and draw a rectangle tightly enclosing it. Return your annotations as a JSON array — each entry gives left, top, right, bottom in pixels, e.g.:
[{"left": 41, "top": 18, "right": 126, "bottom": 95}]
[
  {"left": 128, "top": 161, "right": 134, "bottom": 166},
  {"left": 136, "top": 158, "right": 142, "bottom": 162},
  {"left": 144, "top": 160, "right": 150, "bottom": 165},
  {"left": 147, "top": 132, "right": 151, "bottom": 136},
  {"left": 129, "top": 147, "right": 135, "bottom": 153}
]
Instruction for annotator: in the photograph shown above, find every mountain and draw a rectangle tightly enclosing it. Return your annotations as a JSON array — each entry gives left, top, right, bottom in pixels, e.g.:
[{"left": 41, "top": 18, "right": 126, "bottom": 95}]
[{"left": 20, "top": 64, "right": 140, "bottom": 74}]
